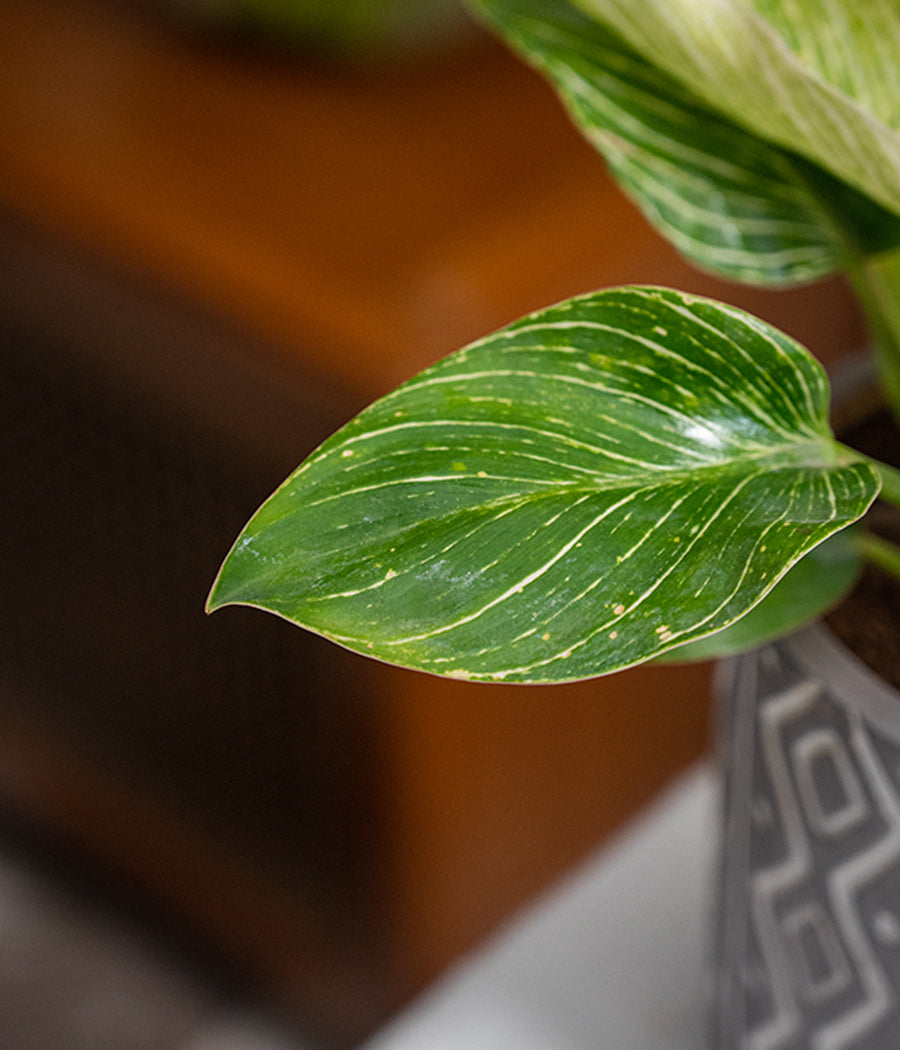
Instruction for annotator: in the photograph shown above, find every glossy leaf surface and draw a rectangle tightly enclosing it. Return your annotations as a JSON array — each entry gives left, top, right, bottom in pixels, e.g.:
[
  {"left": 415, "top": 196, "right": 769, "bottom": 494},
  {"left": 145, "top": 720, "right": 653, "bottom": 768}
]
[
  {"left": 208, "top": 287, "right": 879, "bottom": 683},
  {"left": 471, "top": 0, "right": 900, "bottom": 284}
]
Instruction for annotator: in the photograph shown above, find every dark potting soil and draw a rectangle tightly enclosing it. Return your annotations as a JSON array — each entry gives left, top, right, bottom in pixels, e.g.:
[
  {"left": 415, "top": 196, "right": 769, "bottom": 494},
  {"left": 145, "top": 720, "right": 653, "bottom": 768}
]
[{"left": 824, "top": 404, "right": 900, "bottom": 692}]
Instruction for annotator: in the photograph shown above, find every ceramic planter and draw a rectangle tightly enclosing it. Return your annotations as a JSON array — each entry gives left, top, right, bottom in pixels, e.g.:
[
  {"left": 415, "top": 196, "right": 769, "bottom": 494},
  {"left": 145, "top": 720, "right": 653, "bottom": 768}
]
[{"left": 715, "top": 618, "right": 900, "bottom": 1050}]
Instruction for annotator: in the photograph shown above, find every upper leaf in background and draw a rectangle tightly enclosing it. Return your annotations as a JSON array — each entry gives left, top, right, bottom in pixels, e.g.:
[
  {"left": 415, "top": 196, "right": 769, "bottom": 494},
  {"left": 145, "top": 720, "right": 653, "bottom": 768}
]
[
  {"left": 572, "top": 0, "right": 900, "bottom": 217},
  {"left": 720, "top": 0, "right": 900, "bottom": 139},
  {"left": 471, "top": 0, "right": 900, "bottom": 285},
  {"left": 208, "top": 287, "right": 880, "bottom": 683}
]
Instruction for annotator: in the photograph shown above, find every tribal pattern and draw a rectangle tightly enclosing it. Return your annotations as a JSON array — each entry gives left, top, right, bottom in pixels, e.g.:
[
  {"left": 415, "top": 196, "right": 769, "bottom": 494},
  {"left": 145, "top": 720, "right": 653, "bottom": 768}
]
[{"left": 717, "top": 635, "right": 900, "bottom": 1050}]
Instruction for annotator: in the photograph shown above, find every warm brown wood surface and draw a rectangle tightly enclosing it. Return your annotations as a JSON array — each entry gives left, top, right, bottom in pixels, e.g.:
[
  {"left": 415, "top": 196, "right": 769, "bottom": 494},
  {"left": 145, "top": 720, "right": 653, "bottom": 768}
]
[
  {"left": 0, "top": 0, "right": 869, "bottom": 1043},
  {"left": 0, "top": 0, "right": 864, "bottom": 393}
]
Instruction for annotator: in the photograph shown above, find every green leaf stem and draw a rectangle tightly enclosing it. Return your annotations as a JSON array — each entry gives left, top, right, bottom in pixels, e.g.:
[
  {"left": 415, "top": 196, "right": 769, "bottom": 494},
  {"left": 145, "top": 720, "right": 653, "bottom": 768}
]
[{"left": 208, "top": 287, "right": 880, "bottom": 683}]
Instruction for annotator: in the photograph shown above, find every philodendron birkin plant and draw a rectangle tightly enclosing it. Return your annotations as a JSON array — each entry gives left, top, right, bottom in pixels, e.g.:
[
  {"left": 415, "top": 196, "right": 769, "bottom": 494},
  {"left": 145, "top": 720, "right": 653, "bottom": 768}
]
[{"left": 208, "top": 0, "right": 900, "bottom": 685}]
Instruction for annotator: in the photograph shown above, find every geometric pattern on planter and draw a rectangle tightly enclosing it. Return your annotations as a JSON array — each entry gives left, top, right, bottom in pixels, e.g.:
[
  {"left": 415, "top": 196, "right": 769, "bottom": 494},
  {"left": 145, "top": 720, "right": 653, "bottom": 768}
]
[{"left": 717, "top": 628, "right": 900, "bottom": 1050}]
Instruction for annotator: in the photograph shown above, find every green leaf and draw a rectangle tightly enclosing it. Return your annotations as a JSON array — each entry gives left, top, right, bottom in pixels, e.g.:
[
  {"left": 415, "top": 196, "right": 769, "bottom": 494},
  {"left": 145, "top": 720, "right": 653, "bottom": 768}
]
[
  {"left": 569, "top": 0, "right": 900, "bottom": 220},
  {"left": 207, "top": 287, "right": 880, "bottom": 684},
  {"left": 470, "top": 0, "right": 900, "bottom": 285},
  {"left": 658, "top": 526, "right": 863, "bottom": 662},
  {"left": 738, "top": 0, "right": 900, "bottom": 135}
]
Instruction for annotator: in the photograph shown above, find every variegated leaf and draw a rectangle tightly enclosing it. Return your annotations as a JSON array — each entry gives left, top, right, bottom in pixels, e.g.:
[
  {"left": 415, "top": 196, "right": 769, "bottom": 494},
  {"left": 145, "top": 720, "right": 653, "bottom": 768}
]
[
  {"left": 471, "top": 0, "right": 900, "bottom": 284},
  {"left": 570, "top": 0, "right": 900, "bottom": 219},
  {"left": 207, "top": 287, "right": 879, "bottom": 684},
  {"left": 740, "top": 0, "right": 900, "bottom": 135}
]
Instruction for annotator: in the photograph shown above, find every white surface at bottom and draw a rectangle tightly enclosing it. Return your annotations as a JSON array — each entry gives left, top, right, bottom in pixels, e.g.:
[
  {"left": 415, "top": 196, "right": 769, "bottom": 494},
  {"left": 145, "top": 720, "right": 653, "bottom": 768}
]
[{"left": 362, "top": 765, "right": 717, "bottom": 1050}]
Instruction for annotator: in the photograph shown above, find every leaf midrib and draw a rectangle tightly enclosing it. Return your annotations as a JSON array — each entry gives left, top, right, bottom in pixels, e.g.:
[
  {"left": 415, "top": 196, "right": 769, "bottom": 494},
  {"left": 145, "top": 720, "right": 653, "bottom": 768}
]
[{"left": 279, "top": 437, "right": 847, "bottom": 555}]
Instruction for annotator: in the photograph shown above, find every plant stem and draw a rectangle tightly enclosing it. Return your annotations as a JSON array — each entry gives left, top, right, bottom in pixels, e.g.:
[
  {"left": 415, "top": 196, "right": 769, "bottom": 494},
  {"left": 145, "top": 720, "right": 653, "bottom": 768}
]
[
  {"left": 874, "top": 457, "right": 900, "bottom": 510},
  {"left": 859, "top": 531, "right": 900, "bottom": 585},
  {"left": 846, "top": 248, "right": 900, "bottom": 423}
]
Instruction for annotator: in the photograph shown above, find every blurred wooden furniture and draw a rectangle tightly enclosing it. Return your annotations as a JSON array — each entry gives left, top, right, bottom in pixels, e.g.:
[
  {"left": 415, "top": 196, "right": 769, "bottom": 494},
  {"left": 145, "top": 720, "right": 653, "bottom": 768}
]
[{"left": 0, "top": 0, "right": 866, "bottom": 1046}]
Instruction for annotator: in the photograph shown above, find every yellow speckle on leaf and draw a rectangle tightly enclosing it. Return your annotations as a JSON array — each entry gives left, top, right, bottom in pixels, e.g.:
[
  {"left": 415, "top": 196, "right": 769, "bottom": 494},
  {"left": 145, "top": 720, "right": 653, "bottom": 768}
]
[
  {"left": 542, "top": 632, "right": 551, "bottom": 641},
  {"left": 613, "top": 603, "right": 625, "bottom": 616},
  {"left": 609, "top": 630, "right": 618, "bottom": 640},
  {"left": 385, "top": 569, "right": 397, "bottom": 580},
  {"left": 451, "top": 461, "right": 467, "bottom": 472},
  {"left": 341, "top": 449, "right": 354, "bottom": 458}
]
